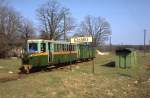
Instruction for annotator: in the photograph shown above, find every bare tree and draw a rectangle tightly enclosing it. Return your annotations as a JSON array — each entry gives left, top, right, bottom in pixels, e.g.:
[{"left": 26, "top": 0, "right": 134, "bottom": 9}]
[
  {"left": 0, "top": 0, "right": 34, "bottom": 57},
  {"left": 19, "top": 19, "right": 35, "bottom": 50},
  {"left": 20, "top": 20, "right": 34, "bottom": 39},
  {"left": 0, "top": 1, "right": 20, "bottom": 57},
  {"left": 37, "top": 0, "right": 74, "bottom": 40},
  {"left": 77, "top": 15, "right": 111, "bottom": 46},
  {"left": 0, "top": 2, "right": 22, "bottom": 45}
]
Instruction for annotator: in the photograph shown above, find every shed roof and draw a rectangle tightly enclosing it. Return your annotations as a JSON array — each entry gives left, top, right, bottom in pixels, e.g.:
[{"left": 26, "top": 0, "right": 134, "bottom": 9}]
[{"left": 116, "top": 48, "right": 135, "bottom": 53}]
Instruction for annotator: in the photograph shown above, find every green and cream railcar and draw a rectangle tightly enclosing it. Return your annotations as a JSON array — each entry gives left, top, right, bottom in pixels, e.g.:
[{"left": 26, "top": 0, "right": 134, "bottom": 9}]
[{"left": 23, "top": 39, "right": 78, "bottom": 73}]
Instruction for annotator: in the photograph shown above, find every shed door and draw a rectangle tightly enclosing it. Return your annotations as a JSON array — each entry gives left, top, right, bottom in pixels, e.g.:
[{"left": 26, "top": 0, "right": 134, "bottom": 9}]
[{"left": 119, "top": 55, "right": 126, "bottom": 68}]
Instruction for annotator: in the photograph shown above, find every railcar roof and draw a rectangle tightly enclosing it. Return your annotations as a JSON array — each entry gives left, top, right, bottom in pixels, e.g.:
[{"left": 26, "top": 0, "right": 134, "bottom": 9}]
[{"left": 27, "top": 39, "right": 75, "bottom": 44}]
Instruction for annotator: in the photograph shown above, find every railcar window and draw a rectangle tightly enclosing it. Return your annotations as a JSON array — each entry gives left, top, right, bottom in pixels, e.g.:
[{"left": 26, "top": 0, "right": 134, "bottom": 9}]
[
  {"left": 57, "top": 44, "right": 59, "bottom": 52},
  {"left": 59, "top": 44, "right": 62, "bottom": 51},
  {"left": 56, "top": 44, "right": 59, "bottom": 52},
  {"left": 64, "top": 44, "right": 66, "bottom": 51},
  {"left": 67, "top": 44, "right": 68, "bottom": 51},
  {"left": 56, "top": 44, "right": 58, "bottom": 52},
  {"left": 72, "top": 45, "right": 74, "bottom": 51},
  {"left": 59, "top": 44, "right": 60, "bottom": 51},
  {"left": 69, "top": 45, "right": 71, "bottom": 51},
  {"left": 71, "top": 45, "right": 73, "bottom": 51},
  {"left": 72, "top": 45, "right": 73, "bottom": 51},
  {"left": 67, "top": 44, "right": 69, "bottom": 51},
  {"left": 29, "top": 43, "right": 38, "bottom": 53},
  {"left": 74, "top": 45, "right": 76, "bottom": 51},
  {"left": 64, "top": 44, "right": 67, "bottom": 51},
  {"left": 69, "top": 45, "right": 70, "bottom": 51},
  {"left": 73, "top": 45, "right": 75, "bottom": 51},
  {"left": 41, "top": 43, "right": 46, "bottom": 52},
  {"left": 58, "top": 44, "right": 60, "bottom": 51},
  {"left": 74, "top": 45, "right": 75, "bottom": 51},
  {"left": 60, "top": 44, "right": 62, "bottom": 51},
  {"left": 62, "top": 44, "right": 64, "bottom": 51},
  {"left": 54, "top": 44, "right": 57, "bottom": 52},
  {"left": 69, "top": 45, "right": 72, "bottom": 51},
  {"left": 55, "top": 44, "right": 59, "bottom": 52},
  {"left": 66, "top": 44, "right": 68, "bottom": 51},
  {"left": 63, "top": 44, "right": 65, "bottom": 51}
]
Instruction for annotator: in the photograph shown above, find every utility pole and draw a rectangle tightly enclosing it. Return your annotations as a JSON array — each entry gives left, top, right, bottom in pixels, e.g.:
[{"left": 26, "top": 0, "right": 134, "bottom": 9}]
[
  {"left": 109, "top": 36, "right": 112, "bottom": 51},
  {"left": 144, "top": 29, "right": 146, "bottom": 56},
  {"left": 149, "top": 40, "right": 150, "bottom": 51},
  {"left": 64, "top": 14, "right": 66, "bottom": 41}
]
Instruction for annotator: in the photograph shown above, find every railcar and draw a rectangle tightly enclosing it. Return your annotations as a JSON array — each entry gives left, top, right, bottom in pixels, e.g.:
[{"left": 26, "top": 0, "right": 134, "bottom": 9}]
[{"left": 21, "top": 39, "right": 96, "bottom": 73}]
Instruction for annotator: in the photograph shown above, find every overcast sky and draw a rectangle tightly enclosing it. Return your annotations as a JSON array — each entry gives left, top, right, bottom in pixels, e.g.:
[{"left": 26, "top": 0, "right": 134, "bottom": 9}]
[{"left": 10, "top": 0, "right": 150, "bottom": 45}]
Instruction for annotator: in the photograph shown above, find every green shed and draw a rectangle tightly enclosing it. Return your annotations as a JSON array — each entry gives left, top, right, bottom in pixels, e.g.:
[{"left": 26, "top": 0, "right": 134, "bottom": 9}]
[{"left": 115, "top": 48, "right": 137, "bottom": 68}]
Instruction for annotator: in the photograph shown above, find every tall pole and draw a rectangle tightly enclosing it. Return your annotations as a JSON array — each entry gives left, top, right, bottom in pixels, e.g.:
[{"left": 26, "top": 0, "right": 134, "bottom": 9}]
[
  {"left": 92, "top": 36, "right": 95, "bottom": 74},
  {"left": 144, "top": 29, "right": 146, "bottom": 56},
  {"left": 109, "top": 36, "right": 112, "bottom": 51},
  {"left": 69, "top": 42, "right": 72, "bottom": 70},
  {"left": 64, "top": 14, "right": 66, "bottom": 41}
]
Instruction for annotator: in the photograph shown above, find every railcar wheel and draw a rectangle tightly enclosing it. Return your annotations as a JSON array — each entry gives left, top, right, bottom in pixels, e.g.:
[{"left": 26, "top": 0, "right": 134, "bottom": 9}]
[{"left": 23, "top": 65, "right": 32, "bottom": 74}]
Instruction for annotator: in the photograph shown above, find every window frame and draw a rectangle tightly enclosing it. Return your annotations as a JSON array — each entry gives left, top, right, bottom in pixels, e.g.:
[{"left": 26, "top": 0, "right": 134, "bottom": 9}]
[
  {"left": 40, "top": 43, "right": 46, "bottom": 52},
  {"left": 28, "top": 43, "right": 38, "bottom": 53}
]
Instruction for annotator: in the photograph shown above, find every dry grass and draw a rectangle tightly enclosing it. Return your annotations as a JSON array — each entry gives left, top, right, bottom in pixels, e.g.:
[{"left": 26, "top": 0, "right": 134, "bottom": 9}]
[{"left": 0, "top": 52, "right": 150, "bottom": 98}]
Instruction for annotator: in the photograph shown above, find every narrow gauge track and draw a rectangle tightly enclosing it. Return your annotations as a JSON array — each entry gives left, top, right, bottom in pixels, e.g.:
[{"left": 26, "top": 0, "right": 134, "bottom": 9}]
[
  {"left": 19, "top": 59, "right": 91, "bottom": 74},
  {"left": 0, "top": 60, "right": 89, "bottom": 83}
]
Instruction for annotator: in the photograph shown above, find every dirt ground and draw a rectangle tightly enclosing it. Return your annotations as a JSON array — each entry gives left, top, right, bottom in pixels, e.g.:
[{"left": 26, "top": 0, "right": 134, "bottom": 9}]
[{"left": 0, "top": 52, "right": 150, "bottom": 98}]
